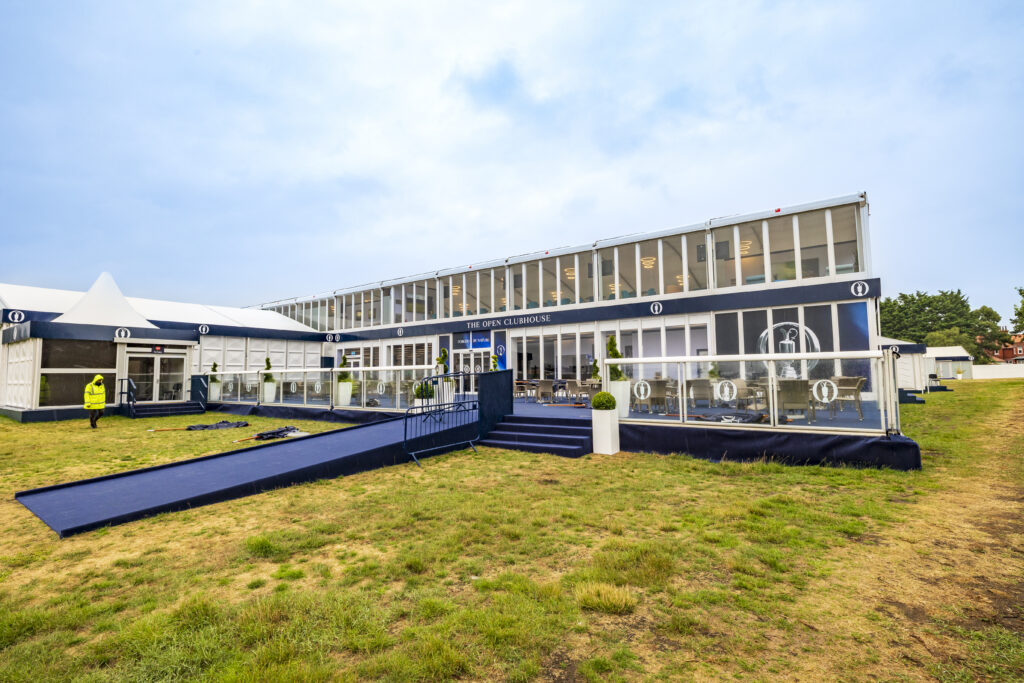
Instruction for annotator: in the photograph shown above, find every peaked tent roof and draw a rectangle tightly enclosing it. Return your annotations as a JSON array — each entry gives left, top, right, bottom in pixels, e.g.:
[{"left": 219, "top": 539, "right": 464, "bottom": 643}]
[{"left": 52, "top": 273, "right": 158, "bottom": 329}]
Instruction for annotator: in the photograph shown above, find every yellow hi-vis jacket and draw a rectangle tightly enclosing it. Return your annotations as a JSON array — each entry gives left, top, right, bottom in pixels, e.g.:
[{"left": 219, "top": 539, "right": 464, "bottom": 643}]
[{"left": 84, "top": 375, "right": 106, "bottom": 409}]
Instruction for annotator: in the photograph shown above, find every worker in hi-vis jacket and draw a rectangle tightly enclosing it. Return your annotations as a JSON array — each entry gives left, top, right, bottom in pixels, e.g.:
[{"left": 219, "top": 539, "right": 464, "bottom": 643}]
[{"left": 83, "top": 374, "right": 106, "bottom": 428}]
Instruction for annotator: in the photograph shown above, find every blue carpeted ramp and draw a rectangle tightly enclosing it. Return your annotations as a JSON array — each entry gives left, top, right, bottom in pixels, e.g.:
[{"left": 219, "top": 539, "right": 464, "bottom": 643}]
[{"left": 16, "top": 414, "right": 477, "bottom": 538}]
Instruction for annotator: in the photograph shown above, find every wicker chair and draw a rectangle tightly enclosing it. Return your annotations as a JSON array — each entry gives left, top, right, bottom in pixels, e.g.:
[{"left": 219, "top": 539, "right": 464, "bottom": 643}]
[
  {"left": 536, "top": 379, "right": 554, "bottom": 403},
  {"left": 832, "top": 376, "right": 866, "bottom": 420},
  {"left": 777, "top": 379, "right": 815, "bottom": 421},
  {"left": 688, "top": 378, "right": 714, "bottom": 408}
]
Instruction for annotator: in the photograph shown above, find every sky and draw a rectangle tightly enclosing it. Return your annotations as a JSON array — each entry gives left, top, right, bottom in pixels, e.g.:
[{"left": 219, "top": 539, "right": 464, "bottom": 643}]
[{"left": 1, "top": 1, "right": 1022, "bottom": 322}]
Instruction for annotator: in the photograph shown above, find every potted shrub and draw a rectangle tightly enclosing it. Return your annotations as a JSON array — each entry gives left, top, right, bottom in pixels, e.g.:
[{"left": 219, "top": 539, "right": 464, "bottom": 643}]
[
  {"left": 335, "top": 355, "right": 354, "bottom": 407},
  {"left": 490, "top": 354, "right": 499, "bottom": 371},
  {"left": 208, "top": 362, "right": 221, "bottom": 401},
  {"left": 435, "top": 348, "right": 454, "bottom": 404},
  {"left": 605, "top": 336, "right": 631, "bottom": 418},
  {"left": 591, "top": 391, "right": 619, "bottom": 454},
  {"left": 413, "top": 380, "right": 435, "bottom": 409},
  {"left": 262, "top": 357, "right": 276, "bottom": 403},
  {"left": 955, "top": 367, "right": 964, "bottom": 380}
]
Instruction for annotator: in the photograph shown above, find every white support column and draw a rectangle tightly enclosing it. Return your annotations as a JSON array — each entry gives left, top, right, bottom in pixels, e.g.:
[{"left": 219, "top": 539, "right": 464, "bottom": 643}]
[
  {"left": 660, "top": 321, "right": 668, "bottom": 380},
  {"left": 705, "top": 232, "right": 715, "bottom": 289},
  {"left": 521, "top": 264, "right": 527, "bottom": 309},
  {"left": 793, "top": 215, "right": 803, "bottom": 280},
  {"left": 681, "top": 236, "right": 689, "bottom": 292},
  {"left": 613, "top": 247, "right": 620, "bottom": 300},
  {"left": 555, "top": 332, "right": 562, "bottom": 379},
  {"left": 824, "top": 209, "right": 837, "bottom": 278},
  {"left": 555, "top": 256, "right": 561, "bottom": 307},
  {"left": 737, "top": 311, "right": 746, "bottom": 379},
  {"left": 657, "top": 239, "right": 665, "bottom": 296},
  {"left": 733, "top": 225, "right": 742, "bottom": 288},
  {"left": 574, "top": 253, "right": 581, "bottom": 304},
  {"left": 575, "top": 328, "right": 581, "bottom": 382},
  {"left": 537, "top": 262, "right": 543, "bottom": 308},
  {"left": 762, "top": 220, "right": 772, "bottom": 284},
  {"left": 634, "top": 243, "right": 641, "bottom": 298}
]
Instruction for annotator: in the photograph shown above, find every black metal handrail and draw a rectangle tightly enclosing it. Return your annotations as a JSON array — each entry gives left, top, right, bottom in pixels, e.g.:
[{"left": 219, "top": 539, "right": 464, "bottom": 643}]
[
  {"left": 118, "top": 378, "right": 137, "bottom": 418},
  {"left": 403, "top": 398, "right": 479, "bottom": 466},
  {"left": 402, "top": 371, "right": 485, "bottom": 466}
]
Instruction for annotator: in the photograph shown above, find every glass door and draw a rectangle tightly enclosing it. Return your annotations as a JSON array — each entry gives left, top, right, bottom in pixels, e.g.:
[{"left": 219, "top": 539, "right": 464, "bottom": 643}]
[
  {"left": 128, "top": 356, "right": 155, "bottom": 401},
  {"left": 157, "top": 357, "right": 185, "bottom": 401}
]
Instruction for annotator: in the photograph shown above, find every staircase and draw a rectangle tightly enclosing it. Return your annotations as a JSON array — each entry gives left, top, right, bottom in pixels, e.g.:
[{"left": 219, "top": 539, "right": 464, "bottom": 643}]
[
  {"left": 479, "top": 415, "right": 592, "bottom": 458},
  {"left": 126, "top": 402, "right": 206, "bottom": 419}
]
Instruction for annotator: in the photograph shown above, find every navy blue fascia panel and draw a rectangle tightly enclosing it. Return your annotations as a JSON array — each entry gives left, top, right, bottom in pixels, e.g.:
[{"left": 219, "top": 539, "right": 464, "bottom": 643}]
[
  {"left": 880, "top": 343, "right": 926, "bottom": 354},
  {"left": 338, "top": 278, "right": 882, "bottom": 342},
  {"left": 2, "top": 320, "right": 328, "bottom": 345},
  {"left": 1, "top": 309, "right": 61, "bottom": 324}
]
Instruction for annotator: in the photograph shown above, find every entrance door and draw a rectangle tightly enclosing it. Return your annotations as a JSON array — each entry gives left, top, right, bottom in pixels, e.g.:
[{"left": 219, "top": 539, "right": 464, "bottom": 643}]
[
  {"left": 158, "top": 357, "right": 185, "bottom": 401},
  {"left": 453, "top": 350, "right": 488, "bottom": 394},
  {"left": 127, "top": 355, "right": 187, "bottom": 402},
  {"left": 128, "top": 357, "right": 155, "bottom": 401}
]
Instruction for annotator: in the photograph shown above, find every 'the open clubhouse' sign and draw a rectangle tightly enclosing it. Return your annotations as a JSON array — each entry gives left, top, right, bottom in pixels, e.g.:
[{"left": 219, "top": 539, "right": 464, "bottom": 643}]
[{"left": 464, "top": 313, "right": 553, "bottom": 330}]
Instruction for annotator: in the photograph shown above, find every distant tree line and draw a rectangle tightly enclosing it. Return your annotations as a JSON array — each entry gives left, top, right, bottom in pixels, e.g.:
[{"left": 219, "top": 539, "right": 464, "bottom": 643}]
[{"left": 879, "top": 289, "right": 1023, "bottom": 364}]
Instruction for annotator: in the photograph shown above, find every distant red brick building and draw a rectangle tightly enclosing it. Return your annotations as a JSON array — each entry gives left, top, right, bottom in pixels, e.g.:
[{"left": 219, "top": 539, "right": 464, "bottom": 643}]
[{"left": 987, "top": 332, "right": 1024, "bottom": 364}]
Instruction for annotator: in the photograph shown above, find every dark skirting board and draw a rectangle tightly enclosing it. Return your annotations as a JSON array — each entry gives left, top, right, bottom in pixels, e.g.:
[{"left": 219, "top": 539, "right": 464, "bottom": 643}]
[{"left": 618, "top": 423, "right": 921, "bottom": 470}]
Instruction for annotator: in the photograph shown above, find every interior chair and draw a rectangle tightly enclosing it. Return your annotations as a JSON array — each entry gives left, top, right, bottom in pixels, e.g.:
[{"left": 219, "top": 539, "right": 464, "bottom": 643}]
[
  {"left": 688, "top": 378, "right": 713, "bottom": 408},
  {"left": 834, "top": 376, "right": 866, "bottom": 420},
  {"left": 777, "top": 379, "right": 814, "bottom": 421},
  {"left": 536, "top": 379, "right": 554, "bottom": 403}
]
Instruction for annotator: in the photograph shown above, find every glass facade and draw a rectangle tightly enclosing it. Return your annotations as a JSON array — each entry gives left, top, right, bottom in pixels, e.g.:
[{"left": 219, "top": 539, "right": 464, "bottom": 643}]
[{"left": 268, "top": 200, "right": 868, "bottom": 335}]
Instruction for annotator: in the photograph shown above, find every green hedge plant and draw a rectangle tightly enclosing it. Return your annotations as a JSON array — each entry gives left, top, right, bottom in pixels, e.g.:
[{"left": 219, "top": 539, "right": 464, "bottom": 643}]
[
  {"left": 337, "top": 354, "right": 352, "bottom": 382},
  {"left": 592, "top": 391, "right": 616, "bottom": 411},
  {"left": 209, "top": 362, "right": 220, "bottom": 383},
  {"left": 606, "top": 336, "right": 625, "bottom": 381},
  {"left": 262, "top": 357, "right": 275, "bottom": 383}
]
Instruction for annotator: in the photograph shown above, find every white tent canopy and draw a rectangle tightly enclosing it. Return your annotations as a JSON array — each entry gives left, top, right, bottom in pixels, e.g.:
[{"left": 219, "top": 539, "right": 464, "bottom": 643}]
[
  {"left": 52, "top": 273, "right": 157, "bottom": 329},
  {"left": 1, "top": 275, "right": 315, "bottom": 333}
]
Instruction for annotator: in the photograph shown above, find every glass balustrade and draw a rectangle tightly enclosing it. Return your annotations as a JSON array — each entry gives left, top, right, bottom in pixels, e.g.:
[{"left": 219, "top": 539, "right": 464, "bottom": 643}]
[{"left": 604, "top": 351, "right": 895, "bottom": 433}]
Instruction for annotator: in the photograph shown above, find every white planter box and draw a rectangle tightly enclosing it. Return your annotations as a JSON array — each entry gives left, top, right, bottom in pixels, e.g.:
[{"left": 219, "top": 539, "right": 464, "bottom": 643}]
[
  {"left": 263, "top": 381, "right": 277, "bottom": 403},
  {"left": 609, "top": 381, "right": 631, "bottom": 418},
  {"left": 592, "top": 409, "right": 619, "bottom": 454},
  {"left": 208, "top": 382, "right": 221, "bottom": 402},
  {"left": 335, "top": 381, "right": 353, "bottom": 407},
  {"left": 438, "top": 382, "right": 455, "bottom": 405}
]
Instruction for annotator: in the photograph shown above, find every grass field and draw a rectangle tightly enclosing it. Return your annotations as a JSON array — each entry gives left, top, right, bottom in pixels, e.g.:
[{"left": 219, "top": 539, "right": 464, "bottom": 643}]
[{"left": 1, "top": 382, "right": 1022, "bottom": 681}]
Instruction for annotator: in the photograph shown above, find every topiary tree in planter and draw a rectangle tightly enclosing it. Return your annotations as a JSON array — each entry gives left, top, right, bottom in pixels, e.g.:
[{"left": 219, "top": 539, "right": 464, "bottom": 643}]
[
  {"left": 335, "top": 355, "right": 354, "bottom": 407},
  {"left": 591, "top": 391, "right": 619, "bottom": 454},
  {"left": 434, "top": 348, "right": 454, "bottom": 404},
  {"left": 491, "top": 354, "right": 499, "bottom": 371},
  {"left": 590, "top": 358, "right": 600, "bottom": 383},
  {"left": 605, "top": 336, "right": 630, "bottom": 417},
  {"left": 208, "top": 362, "right": 221, "bottom": 401},
  {"left": 606, "top": 335, "right": 626, "bottom": 381},
  {"left": 262, "top": 357, "right": 276, "bottom": 403}
]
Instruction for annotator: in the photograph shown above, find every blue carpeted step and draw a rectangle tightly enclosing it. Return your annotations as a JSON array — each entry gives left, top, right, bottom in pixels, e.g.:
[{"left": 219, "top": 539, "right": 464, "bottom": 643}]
[
  {"left": 502, "top": 414, "right": 591, "bottom": 427},
  {"left": 492, "top": 422, "right": 591, "bottom": 436},
  {"left": 478, "top": 438, "right": 587, "bottom": 458},
  {"left": 130, "top": 402, "right": 206, "bottom": 419},
  {"left": 486, "top": 429, "right": 590, "bottom": 447}
]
